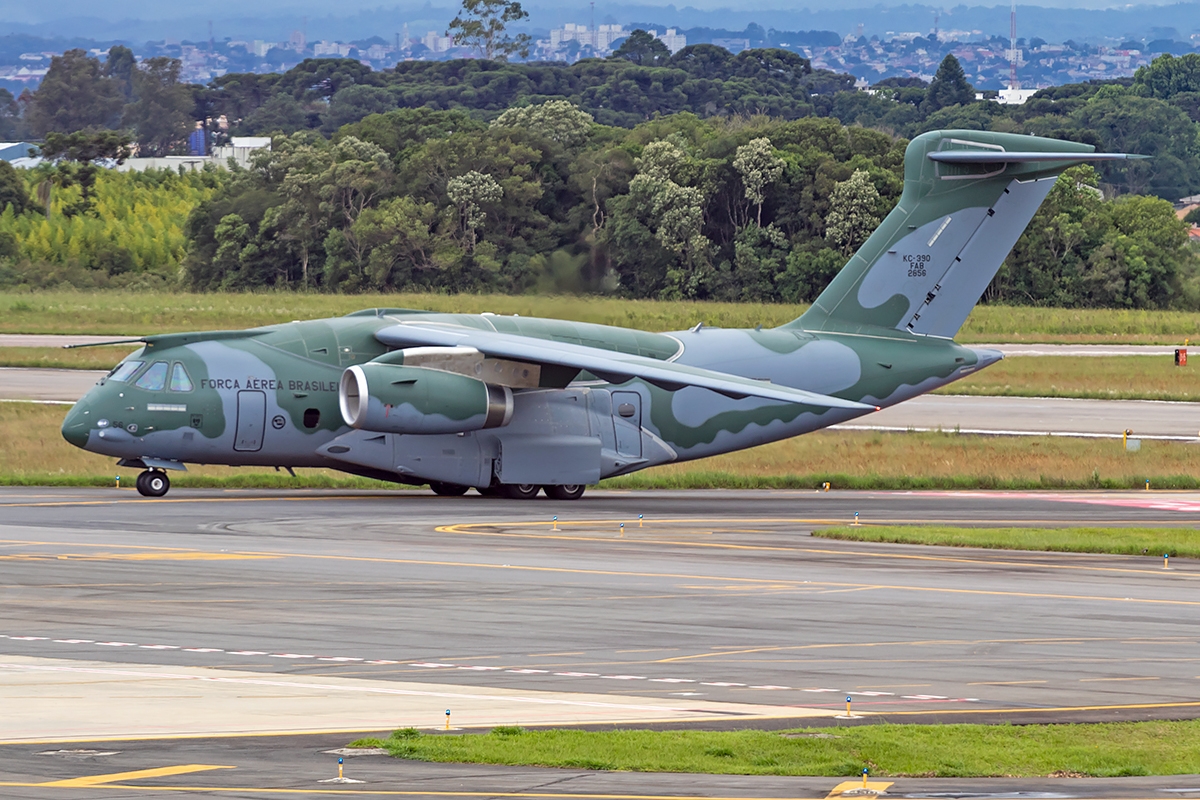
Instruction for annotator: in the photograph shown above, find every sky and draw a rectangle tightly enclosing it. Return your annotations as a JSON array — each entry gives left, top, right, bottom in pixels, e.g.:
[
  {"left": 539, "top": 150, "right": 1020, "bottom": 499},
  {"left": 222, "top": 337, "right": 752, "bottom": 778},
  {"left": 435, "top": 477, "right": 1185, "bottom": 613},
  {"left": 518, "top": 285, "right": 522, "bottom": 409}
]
[{"left": 3, "top": 0, "right": 1199, "bottom": 43}]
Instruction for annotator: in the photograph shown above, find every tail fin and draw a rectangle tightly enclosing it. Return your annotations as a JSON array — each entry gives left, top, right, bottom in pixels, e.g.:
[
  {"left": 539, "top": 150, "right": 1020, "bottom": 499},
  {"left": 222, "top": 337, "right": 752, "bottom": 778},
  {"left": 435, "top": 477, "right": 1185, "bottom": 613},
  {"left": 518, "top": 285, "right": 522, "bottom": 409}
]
[{"left": 797, "top": 130, "right": 1142, "bottom": 339}]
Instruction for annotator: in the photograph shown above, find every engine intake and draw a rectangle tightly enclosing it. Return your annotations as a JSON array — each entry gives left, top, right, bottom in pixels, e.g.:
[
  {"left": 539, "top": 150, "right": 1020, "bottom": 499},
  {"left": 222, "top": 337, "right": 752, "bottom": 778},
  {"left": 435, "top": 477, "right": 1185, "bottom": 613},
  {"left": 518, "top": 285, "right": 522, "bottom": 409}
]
[{"left": 339, "top": 363, "right": 513, "bottom": 434}]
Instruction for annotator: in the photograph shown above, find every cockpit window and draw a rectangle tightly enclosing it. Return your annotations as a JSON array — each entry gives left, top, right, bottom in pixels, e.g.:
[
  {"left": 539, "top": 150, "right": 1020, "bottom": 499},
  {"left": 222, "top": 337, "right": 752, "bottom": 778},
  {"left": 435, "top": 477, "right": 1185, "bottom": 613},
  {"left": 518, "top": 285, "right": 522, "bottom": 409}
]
[
  {"left": 169, "top": 363, "right": 194, "bottom": 392},
  {"left": 107, "top": 361, "right": 145, "bottom": 383},
  {"left": 134, "top": 361, "right": 169, "bottom": 391}
]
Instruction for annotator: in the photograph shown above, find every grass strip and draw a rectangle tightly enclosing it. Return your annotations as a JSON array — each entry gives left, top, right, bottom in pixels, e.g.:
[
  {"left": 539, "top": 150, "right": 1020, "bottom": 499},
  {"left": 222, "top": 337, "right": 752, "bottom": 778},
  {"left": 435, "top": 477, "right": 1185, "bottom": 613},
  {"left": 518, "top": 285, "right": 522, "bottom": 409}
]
[
  {"left": 349, "top": 721, "right": 1200, "bottom": 777},
  {"left": 2, "top": 290, "right": 1199, "bottom": 343},
  {"left": 816, "top": 525, "right": 1200, "bottom": 558}
]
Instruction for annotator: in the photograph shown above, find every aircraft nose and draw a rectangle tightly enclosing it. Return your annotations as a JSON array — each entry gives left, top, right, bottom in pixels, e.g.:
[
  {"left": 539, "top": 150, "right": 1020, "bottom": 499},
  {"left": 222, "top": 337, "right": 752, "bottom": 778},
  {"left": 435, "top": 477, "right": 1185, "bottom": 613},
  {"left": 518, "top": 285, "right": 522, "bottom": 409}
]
[{"left": 61, "top": 399, "right": 91, "bottom": 449}]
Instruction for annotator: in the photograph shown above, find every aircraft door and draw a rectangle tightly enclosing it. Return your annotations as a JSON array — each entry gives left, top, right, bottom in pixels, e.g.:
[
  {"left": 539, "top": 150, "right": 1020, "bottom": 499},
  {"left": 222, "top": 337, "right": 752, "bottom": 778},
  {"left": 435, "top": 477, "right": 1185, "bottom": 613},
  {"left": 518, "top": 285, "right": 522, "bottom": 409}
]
[
  {"left": 234, "top": 390, "right": 266, "bottom": 452},
  {"left": 611, "top": 391, "right": 642, "bottom": 458}
]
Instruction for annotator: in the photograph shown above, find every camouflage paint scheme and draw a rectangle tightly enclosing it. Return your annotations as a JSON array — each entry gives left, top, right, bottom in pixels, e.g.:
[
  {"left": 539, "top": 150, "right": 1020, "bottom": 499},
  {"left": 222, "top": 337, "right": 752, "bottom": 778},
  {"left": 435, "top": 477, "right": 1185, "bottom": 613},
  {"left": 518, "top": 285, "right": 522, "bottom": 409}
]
[{"left": 60, "top": 130, "right": 1128, "bottom": 496}]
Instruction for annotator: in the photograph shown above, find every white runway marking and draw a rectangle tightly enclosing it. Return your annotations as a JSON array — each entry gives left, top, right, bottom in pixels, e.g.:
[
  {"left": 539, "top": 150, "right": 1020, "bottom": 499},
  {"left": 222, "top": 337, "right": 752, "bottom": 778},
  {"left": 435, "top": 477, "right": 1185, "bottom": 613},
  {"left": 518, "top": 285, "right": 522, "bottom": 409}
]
[{"left": 0, "top": 632, "right": 983, "bottom": 706}]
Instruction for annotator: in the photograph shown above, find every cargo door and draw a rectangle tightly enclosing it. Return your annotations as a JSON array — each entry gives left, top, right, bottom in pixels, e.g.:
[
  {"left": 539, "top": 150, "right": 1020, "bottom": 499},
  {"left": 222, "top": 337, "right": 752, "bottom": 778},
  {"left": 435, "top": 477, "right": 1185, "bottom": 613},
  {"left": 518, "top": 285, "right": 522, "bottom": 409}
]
[
  {"left": 234, "top": 390, "right": 266, "bottom": 452},
  {"left": 610, "top": 391, "right": 642, "bottom": 459}
]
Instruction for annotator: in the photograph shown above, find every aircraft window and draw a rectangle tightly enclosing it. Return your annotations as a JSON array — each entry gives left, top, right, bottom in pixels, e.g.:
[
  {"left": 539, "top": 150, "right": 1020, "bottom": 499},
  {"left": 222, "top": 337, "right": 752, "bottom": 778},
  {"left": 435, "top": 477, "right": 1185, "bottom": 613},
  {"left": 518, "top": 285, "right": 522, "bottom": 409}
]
[
  {"left": 303, "top": 408, "right": 320, "bottom": 429},
  {"left": 107, "top": 361, "right": 145, "bottom": 383},
  {"left": 169, "top": 363, "right": 194, "bottom": 392},
  {"left": 135, "top": 361, "right": 169, "bottom": 391}
]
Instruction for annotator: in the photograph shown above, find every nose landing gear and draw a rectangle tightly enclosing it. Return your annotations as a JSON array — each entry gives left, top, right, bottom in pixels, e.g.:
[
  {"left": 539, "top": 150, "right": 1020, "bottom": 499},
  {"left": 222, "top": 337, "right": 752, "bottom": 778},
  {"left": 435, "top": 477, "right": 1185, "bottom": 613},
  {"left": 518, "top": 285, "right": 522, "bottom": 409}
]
[{"left": 136, "top": 470, "right": 170, "bottom": 498}]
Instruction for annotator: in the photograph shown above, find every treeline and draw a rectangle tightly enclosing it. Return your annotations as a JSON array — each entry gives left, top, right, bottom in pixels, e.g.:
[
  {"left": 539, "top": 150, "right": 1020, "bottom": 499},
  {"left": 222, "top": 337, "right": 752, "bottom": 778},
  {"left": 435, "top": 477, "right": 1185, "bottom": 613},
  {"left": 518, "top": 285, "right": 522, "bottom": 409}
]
[
  {"left": 5, "top": 103, "right": 1188, "bottom": 310},
  {"left": 13, "top": 44, "right": 1200, "bottom": 200},
  {"left": 0, "top": 162, "right": 218, "bottom": 289},
  {"left": 181, "top": 107, "right": 1199, "bottom": 308}
]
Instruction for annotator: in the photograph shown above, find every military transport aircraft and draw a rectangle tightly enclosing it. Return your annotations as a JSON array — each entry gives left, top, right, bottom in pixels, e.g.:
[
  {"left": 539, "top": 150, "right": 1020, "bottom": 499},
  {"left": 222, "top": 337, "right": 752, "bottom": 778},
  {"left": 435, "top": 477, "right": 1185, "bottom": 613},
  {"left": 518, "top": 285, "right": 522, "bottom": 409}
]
[{"left": 61, "top": 130, "right": 1138, "bottom": 499}]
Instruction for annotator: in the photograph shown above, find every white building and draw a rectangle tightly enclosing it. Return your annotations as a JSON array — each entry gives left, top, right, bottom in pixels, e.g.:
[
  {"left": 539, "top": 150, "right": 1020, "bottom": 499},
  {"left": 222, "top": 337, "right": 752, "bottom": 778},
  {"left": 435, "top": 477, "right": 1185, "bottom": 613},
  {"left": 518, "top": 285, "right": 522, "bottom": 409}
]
[
  {"left": 313, "top": 41, "right": 353, "bottom": 57},
  {"left": 423, "top": 31, "right": 453, "bottom": 52},
  {"left": 550, "top": 23, "right": 629, "bottom": 53},
  {"left": 654, "top": 28, "right": 687, "bottom": 54}
]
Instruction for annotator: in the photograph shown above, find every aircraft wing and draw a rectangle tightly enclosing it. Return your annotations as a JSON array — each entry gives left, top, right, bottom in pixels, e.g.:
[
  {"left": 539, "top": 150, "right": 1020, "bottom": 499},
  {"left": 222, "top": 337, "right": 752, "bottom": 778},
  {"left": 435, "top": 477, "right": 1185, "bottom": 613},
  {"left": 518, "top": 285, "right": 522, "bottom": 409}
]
[{"left": 374, "top": 323, "right": 876, "bottom": 411}]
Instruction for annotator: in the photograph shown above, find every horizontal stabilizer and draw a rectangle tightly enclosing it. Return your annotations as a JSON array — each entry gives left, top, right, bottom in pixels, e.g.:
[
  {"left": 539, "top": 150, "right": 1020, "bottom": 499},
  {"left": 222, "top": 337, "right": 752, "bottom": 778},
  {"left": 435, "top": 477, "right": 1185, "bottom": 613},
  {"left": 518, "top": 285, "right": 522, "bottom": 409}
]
[
  {"left": 929, "top": 151, "right": 1146, "bottom": 164},
  {"left": 375, "top": 323, "right": 876, "bottom": 411}
]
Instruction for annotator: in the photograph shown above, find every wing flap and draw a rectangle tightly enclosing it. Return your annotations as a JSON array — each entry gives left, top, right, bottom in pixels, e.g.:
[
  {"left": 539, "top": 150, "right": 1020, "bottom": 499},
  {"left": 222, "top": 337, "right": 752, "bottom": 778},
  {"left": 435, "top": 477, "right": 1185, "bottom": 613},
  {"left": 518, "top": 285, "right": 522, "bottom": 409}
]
[{"left": 374, "top": 323, "right": 876, "bottom": 411}]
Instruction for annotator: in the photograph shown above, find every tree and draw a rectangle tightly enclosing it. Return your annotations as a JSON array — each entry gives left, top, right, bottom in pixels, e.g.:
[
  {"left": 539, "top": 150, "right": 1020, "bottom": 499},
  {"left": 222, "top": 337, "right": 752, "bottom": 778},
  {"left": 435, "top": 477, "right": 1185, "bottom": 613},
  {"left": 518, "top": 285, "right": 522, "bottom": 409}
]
[
  {"left": 103, "top": 45, "right": 137, "bottom": 101},
  {"left": 491, "top": 100, "right": 594, "bottom": 148},
  {"left": 40, "top": 129, "right": 133, "bottom": 217},
  {"left": 447, "top": 170, "right": 503, "bottom": 250},
  {"left": 0, "top": 161, "right": 34, "bottom": 216},
  {"left": 125, "top": 57, "right": 193, "bottom": 157},
  {"left": 24, "top": 49, "right": 123, "bottom": 136},
  {"left": 0, "top": 89, "right": 19, "bottom": 140},
  {"left": 733, "top": 137, "right": 784, "bottom": 227},
  {"left": 446, "top": 0, "right": 532, "bottom": 60},
  {"left": 923, "top": 54, "right": 974, "bottom": 113},
  {"left": 611, "top": 30, "right": 669, "bottom": 66},
  {"left": 825, "top": 169, "right": 881, "bottom": 254}
]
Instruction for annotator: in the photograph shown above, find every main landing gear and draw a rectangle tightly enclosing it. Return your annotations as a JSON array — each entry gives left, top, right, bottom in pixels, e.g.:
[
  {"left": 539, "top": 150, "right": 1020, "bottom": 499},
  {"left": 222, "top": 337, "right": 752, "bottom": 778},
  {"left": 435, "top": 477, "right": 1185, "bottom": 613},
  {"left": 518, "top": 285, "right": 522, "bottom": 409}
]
[
  {"left": 135, "top": 470, "right": 170, "bottom": 498},
  {"left": 439, "top": 483, "right": 586, "bottom": 500}
]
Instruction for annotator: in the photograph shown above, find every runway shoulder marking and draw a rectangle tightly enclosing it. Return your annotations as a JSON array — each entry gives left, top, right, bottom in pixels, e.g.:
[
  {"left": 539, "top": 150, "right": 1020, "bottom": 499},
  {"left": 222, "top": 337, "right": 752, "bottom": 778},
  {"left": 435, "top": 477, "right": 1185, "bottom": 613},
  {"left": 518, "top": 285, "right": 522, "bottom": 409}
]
[{"left": 36, "top": 763, "right": 234, "bottom": 787}]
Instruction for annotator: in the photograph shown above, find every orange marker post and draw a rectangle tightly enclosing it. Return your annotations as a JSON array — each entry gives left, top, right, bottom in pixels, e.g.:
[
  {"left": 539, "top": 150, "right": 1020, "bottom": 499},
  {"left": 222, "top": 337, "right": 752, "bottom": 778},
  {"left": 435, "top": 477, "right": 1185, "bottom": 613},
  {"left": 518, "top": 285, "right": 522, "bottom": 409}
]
[
  {"left": 846, "top": 695, "right": 852, "bottom": 717},
  {"left": 445, "top": 709, "right": 451, "bottom": 730},
  {"left": 338, "top": 758, "right": 344, "bottom": 780}
]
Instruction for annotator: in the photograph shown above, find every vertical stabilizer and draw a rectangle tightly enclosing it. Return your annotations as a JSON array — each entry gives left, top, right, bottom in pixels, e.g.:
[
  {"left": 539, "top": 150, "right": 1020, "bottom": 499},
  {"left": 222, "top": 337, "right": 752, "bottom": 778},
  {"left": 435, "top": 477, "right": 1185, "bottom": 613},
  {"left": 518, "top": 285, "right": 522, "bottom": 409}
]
[{"left": 797, "top": 130, "right": 1131, "bottom": 339}]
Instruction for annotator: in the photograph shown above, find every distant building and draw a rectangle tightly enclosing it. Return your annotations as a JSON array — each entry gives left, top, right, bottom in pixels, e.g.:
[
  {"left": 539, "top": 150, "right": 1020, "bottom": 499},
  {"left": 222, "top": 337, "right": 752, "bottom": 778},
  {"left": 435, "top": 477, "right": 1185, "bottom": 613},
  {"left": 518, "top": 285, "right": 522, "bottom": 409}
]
[
  {"left": 117, "top": 136, "right": 270, "bottom": 173},
  {"left": 550, "top": 23, "right": 628, "bottom": 53},
  {"left": 996, "top": 87, "right": 1038, "bottom": 104},
  {"left": 422, "top": 31, "right": 453, "bottom": 52},
  {"left": 655, "top": 28, "right": 687, "bottom": 54},
  {"left": 188, "top": 124, "right": 207, "bottom": 157},
  {"left": 313, "top": 41, "right": 353, "bottom": 57},
  {"left": 0, "top": 142, "right": 40, "bottom": 167}
]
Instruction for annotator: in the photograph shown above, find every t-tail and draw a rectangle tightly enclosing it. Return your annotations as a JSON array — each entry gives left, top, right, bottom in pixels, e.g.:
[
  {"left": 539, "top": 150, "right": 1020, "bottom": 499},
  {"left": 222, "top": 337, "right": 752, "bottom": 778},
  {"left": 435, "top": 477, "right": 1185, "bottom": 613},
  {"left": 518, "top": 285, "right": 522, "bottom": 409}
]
[{"left": 797, "top": 130, "right": 1143, "bottom": 338}]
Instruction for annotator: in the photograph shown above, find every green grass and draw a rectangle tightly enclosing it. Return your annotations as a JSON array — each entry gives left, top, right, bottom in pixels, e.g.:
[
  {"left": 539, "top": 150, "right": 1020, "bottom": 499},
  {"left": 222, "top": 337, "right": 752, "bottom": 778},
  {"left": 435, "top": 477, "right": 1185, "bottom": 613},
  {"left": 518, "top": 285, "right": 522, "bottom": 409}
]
[
  {"left": 933, "top": 355, "right": 1200, "bottom": 402},
  {"left": 349, "top": 721, "right": 1200, "bottom": 777},
  {"left": 2, "top": 290, "right": 1199, "bottom": 343},
  {"left": 816, "top": 525, "right": 1200, "bottom": 557}
]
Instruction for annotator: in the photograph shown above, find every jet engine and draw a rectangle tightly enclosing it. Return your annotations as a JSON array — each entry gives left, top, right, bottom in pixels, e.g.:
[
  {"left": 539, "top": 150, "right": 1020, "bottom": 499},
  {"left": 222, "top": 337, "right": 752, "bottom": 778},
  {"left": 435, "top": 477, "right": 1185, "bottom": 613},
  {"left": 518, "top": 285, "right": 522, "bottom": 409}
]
[{"left": 339, "top": 363, "right": 513, "bottom": 434}]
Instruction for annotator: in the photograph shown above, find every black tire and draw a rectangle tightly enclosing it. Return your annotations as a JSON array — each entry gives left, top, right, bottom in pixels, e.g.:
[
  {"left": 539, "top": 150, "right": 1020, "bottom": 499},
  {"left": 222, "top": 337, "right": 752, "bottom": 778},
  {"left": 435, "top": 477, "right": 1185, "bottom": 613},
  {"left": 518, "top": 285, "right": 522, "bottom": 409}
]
[
  {"left": 476, "top": 485, "right": 501, "bottom": 497},
  {"left": 430, "top": 482, "right": 470, "bottom": 497},
  {"left": 544, "top": 484, "right": 586, "bottom": 500},
  {"left": 137, "top": 470, "right": 170, "bottom": 498},
  {"left": 500, "top": 483, "right": 540, "bottom": 500}
]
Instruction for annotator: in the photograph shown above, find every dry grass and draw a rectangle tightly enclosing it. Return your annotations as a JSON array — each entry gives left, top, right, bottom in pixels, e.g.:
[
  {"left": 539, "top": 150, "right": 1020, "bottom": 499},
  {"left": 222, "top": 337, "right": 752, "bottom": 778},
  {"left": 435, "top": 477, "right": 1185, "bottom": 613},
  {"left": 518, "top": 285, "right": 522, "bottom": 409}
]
[
  {"left": 0, "top": 346, "right": 134, "bottom": 370},
  {"left": 936, "top": 355, "right": 1200, "bottom": 401},
  {"left": 612, "top": 427, "right": 1200, "bottom": 489},
  {"left": 2, "top": 290, "right": 1199, "bottom": 343},
  {"left": 11, "top": 402, "right": 1200, "bottom": 489}
]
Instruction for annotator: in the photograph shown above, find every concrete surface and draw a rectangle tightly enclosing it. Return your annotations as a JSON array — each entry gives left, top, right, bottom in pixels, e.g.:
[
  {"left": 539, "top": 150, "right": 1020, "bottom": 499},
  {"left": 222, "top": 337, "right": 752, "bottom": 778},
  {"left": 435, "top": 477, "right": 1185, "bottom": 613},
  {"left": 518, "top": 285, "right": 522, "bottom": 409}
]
[
  {"left": 0, "top": 335, "right": 141, "bottom": 348},
  {"left": 0, "top": 367, "right": 102, "bottom": 402},
  {"left": 842, "top": 394, "right": 1200, "bottom": 440},
  {"left": 2, "top": 487, "right": 1200, "bottom": 736}
]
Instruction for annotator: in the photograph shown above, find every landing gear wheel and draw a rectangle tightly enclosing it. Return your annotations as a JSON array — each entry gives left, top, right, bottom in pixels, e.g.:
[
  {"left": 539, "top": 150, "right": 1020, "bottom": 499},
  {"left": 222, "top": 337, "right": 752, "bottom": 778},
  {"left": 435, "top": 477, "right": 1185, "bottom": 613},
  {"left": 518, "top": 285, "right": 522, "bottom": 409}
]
[
  {"left": 476, "top": 485, "right": 501, "bottom": 497},
  {"left": 429, "top": 482, "right": 470, "bottom": 497},
  {"left": 136, "top": 470, "right": 170, "bottom": 498},
  {"left": 500, "top": 483, "right": 541, "bottom": 500},
  {"left": 544, "top": 484, "right": 586, "bottom": 501}
]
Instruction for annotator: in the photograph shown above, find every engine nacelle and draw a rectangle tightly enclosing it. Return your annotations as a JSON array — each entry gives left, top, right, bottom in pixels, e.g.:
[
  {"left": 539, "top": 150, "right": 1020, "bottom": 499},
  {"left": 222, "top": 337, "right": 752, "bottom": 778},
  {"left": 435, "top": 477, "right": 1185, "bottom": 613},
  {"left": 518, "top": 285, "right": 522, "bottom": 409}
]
[{"left": 339, "top": 363, "right": 513, "bottom": 434}]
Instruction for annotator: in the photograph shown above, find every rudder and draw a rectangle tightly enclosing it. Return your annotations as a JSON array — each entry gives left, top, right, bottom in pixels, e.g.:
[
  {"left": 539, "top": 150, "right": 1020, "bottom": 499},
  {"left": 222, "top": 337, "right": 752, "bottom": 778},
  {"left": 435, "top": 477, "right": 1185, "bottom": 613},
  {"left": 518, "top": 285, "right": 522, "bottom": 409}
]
[{"left": 797, "top": 130, "right": 1138, "bottom": 338}]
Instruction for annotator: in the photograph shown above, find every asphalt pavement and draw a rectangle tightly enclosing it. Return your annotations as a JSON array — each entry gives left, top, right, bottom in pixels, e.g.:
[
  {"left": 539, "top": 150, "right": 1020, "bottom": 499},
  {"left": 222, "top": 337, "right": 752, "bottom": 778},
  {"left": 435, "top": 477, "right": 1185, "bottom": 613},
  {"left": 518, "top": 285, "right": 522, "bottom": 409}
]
[
  {"left": 3, "top": 487, "right": 1200, "bottom": 797},
  {"left": 3, "top": 733, "right": 1200, "bottom": 800}
]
